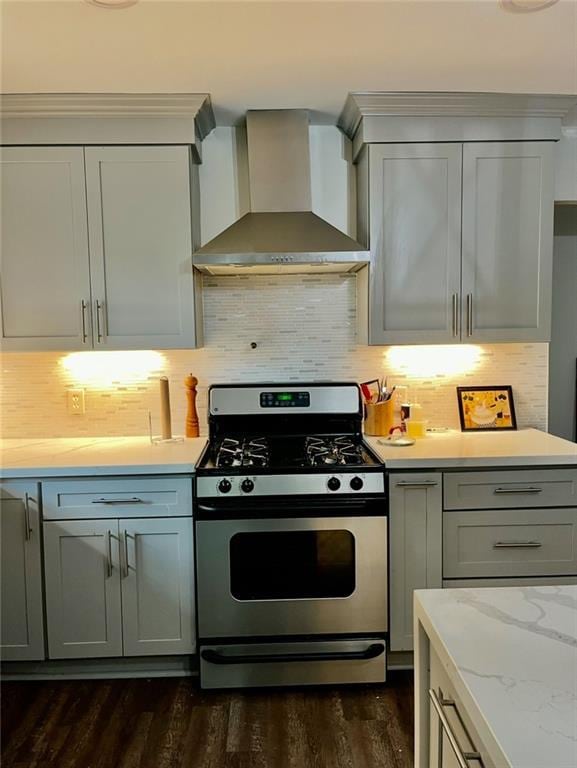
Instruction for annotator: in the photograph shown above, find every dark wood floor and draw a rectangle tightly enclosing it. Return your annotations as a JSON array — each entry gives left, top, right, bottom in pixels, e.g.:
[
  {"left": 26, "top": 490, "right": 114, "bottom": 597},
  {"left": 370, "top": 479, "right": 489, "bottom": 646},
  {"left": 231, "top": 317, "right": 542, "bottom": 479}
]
[{"left": 1, "top": 672, "right": 414, "bottom": 768}]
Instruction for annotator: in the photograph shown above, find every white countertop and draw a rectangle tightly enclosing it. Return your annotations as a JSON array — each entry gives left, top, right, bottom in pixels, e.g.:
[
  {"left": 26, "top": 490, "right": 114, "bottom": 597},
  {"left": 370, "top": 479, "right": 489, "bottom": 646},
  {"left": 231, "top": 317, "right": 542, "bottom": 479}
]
[
  {"left": 0, "top": 428, "right": 574, "bottom": 478},
  {"left": 366, "top": 428, "right": 577, "bottom": 469},
  {"left": 415, "top": 585, "right": 577, "bottom": 768},
  {"left": 0, "top": 436, "right": 207, "bottom": 478}
]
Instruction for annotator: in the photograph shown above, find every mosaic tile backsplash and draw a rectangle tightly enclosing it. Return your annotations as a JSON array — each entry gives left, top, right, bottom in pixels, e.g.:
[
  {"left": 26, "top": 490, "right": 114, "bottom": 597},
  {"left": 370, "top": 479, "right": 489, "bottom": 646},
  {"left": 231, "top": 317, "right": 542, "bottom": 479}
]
[{"left": 0, "top": 275, "right": 548, "bottom": 438}]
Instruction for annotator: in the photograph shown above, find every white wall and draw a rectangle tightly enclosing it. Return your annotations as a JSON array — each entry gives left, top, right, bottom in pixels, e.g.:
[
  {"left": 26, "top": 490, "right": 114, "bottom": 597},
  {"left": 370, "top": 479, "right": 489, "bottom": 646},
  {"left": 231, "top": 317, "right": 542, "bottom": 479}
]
[{"left": 199, "top": 125, "right": 354, "bottom": 244}]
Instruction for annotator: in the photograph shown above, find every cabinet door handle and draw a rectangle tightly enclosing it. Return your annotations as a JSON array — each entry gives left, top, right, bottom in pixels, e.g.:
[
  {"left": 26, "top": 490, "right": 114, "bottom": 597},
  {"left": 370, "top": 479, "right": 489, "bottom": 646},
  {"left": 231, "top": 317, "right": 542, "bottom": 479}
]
[
  {"left": 493, "top": 486, "right": 543, "bottom": 495},
  {"left": 466, "top": 294, "right": 473, "bottom": 337},
  {"left": 429, "top": 688, "right": 483, "bottom": 768},
  {"left": 395, "top": 480, "right": 438, "bottom": 488},
  {"left": 24, "top": 493, "right": 33, "bottom": 541},
  {"left": 122, "top": 530, "right": 130, "bottom": 579},
  {"left": 106, "top": 530, "right": 113, "bottom": 578},
  {"left": 95, "top": 300, "right": 105, "bottom": 343},
  {"left": 80, "top": 300, "right": 88, "bottom": 344},
  {"left": 494, "top": 541, "right": 542, "bottom": 549},
  {"left": 452, "top": 293, "right": 459, "bottom": 337},
  {"left": 92, "top": 497, "right": 144, "bottom": 505}
]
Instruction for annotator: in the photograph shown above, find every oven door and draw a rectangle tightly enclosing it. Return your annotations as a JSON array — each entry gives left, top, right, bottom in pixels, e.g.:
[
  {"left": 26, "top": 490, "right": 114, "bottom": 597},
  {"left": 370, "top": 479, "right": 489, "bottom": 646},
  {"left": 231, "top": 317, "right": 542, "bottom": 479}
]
[{"left": 195, "top": 499, "right": 387, "bottom": 639}]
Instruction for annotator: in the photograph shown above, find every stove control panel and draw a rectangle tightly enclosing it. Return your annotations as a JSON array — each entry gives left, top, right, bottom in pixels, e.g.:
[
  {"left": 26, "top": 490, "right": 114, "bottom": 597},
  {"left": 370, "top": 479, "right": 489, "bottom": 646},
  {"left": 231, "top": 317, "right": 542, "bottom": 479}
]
[
  {"left": 260, "top": 391, "right": 310, "bottom": 408},
  {"left": 198, "top": 473, "right": 384, "bottom": 498}
]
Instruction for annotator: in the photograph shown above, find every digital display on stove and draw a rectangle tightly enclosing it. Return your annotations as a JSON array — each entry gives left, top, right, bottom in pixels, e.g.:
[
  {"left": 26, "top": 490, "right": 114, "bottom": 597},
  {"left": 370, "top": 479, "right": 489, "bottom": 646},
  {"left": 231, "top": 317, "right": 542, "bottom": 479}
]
[{"left": 260, "top": 391, "right": 310, "bottom": 408}]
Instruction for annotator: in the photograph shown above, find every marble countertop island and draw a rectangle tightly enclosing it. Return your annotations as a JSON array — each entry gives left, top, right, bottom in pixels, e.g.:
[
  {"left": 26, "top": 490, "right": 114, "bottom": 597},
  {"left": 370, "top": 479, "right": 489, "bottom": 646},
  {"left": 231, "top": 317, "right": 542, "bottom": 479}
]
[
  {"left": 0, "top": 436, "right": 207, "bottom": 478},
  {"left": 415, "top": 585, "right": 577, "bottom": 768},
  {"left": 366, "top": 428, "right": 577, "bottom": 469}
]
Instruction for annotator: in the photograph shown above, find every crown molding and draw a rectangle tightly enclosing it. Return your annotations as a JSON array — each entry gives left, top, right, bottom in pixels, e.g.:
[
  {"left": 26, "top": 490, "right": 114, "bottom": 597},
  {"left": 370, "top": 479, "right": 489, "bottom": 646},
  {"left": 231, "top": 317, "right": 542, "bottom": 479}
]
[
  {"left": 338, "top": 92, "right": 577, "bottom": 139},
  {"left": 0, "top": 93, "right": 216, "bottom": 141}
]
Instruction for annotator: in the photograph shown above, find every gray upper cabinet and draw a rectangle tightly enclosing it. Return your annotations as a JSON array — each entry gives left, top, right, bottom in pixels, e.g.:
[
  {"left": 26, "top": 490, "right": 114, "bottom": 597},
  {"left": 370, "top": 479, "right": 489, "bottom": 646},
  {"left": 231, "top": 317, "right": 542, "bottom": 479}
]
[
  {"left": 0, "top": 148, "right": 92, "bottom": 350},
  {"left": 358, "top": 140, "right": 555, "bottom": 345},
  {"left": 366, "top": 144, "right": 463, "bottom": 345},
  {"left": 461, "top": 142, "right": 554, "bottom": 342},
  {"left": 0, "top": 482, "right": 45, "bottom": 661},
  {"left": 1, "top": 145, "right": 202, "bottom": 351},
  {"left": 85, "top": 146, "right": 201, "bottom": 350}
]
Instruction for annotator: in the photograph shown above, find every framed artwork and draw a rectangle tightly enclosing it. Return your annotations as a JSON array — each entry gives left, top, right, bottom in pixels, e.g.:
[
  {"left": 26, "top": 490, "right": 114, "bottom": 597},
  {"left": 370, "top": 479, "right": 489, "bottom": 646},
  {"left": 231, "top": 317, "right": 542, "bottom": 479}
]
[{"left": 457, "top": 386, "right": 517, "bottom": 432}]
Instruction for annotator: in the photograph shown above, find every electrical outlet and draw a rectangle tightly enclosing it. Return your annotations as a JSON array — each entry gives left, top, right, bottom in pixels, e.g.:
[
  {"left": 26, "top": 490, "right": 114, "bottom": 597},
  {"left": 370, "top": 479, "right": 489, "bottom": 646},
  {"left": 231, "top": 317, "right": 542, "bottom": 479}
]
[{"left": 67, "top": 388, "right": 85, "bottom": 415}]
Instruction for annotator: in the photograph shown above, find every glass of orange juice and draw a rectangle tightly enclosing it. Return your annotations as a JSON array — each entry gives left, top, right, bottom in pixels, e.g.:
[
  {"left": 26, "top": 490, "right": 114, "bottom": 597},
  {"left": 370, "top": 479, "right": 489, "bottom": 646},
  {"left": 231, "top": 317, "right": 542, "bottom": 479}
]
[{"left": 405, "top": 419, "right": 427, "bottom": 439}]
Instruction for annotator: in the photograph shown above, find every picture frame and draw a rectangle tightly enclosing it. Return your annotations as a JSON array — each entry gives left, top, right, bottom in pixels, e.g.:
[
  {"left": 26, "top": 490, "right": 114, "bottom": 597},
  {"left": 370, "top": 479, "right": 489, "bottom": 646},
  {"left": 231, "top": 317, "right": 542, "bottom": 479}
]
[{"left": 456, "top": 386, "right": 517, "bottom": 432}]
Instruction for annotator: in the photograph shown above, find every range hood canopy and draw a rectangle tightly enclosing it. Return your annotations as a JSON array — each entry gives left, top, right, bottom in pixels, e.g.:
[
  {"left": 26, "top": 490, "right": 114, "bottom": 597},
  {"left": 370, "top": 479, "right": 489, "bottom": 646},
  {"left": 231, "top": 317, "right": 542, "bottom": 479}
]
[{"left": 193, "top": 110, "right": 369, "bottom": 275}]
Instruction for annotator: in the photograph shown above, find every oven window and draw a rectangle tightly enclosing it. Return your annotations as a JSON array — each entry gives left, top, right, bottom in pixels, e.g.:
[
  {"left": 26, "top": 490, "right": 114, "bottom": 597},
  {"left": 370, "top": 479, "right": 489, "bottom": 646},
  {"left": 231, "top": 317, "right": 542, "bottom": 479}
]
[{"left": 229, "top": 530, "right": 355, "bottom": 600}]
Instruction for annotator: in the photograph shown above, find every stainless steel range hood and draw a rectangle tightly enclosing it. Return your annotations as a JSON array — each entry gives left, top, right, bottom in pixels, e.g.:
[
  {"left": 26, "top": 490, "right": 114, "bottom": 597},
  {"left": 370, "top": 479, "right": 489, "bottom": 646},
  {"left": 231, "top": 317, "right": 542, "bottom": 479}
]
[{"left": 193, "top": 110, "right": 369, "bottom": 275}]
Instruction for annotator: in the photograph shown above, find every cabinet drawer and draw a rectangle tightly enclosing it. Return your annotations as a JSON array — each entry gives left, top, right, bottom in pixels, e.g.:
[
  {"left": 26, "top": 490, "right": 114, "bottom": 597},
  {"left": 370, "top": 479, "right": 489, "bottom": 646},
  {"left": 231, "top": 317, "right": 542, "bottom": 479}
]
[
  {"left": 443, "top": 507, "right": 577, "bottom": 578},
  {"left": 42, "top": 477, "right": 193, "bottom": 520},
  {"left": 444, "top": 468, "right": 577, "bottom": 510}
]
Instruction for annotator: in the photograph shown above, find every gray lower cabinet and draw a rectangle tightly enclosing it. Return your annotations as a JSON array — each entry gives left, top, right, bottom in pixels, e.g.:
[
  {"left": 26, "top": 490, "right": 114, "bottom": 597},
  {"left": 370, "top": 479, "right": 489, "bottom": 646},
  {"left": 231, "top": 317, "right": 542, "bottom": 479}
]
[
  {"left": 43, "top": 516, "right": 195, "bottom": 659},
  {"left": 389, "top": 473, "right": 442, "bottom": 651},
  {"left": 443, "top": 507, "right": 577, "bottom": 579},
  {"left": 121, "top": 517, "right": 195, "bottom": 656},
  {"left": 0, "top": 482, "right": 45, "bottom": 661},
  {"left": 43, "top": 519, "right": 123, "bottom": 659}
]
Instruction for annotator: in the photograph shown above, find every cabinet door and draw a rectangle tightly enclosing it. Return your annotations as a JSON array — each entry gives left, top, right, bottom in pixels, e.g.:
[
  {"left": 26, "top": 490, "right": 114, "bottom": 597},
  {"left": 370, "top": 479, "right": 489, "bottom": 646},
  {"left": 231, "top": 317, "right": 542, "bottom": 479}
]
[
  {"left": 461, "top": 142, "right": 554, "bottom": 342},
  {"left": 0, "top": 482, "right": 45, "bottom": 661},
  {"left": 44, "top": 520, "right": 122, "bottom": 659},
  {"left": 368, "top": 144, "right": 463, "bottom": 344},
  {"left": 0, "top": 147, "right": 92, "bottom": 350},
  {"left": 85, "top": 146, "right": 200, "bottom": 350},
  {"left": 120, "top": 517, "right": 195, "bottom": 656},
  {"left": 389, "top": 473, "right": 442, "bottom": 651}
]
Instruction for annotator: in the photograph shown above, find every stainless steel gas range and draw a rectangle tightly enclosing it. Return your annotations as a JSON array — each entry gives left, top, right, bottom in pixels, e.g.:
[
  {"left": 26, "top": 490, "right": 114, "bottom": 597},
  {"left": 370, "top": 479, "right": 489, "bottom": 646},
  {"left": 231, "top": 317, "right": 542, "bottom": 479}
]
[{"left": 195, "top": 382, "right": 387, "bottom": 690}]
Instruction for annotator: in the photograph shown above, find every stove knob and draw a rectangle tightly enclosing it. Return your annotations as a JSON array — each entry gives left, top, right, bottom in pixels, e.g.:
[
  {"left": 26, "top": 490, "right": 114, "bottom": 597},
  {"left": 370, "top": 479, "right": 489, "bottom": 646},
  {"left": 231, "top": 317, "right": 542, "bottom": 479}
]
[
  {"left": 327, "top": 477, "right": 341, "bottom": 492},
  {"left": 350, "top": 476, "right": 364, "bottom": 491},
  {"left": 241, "top": 478, "right": 255, "bottom": 494},
  {"left": 218, "top": 479, "right": 232, "bottom": 494}
]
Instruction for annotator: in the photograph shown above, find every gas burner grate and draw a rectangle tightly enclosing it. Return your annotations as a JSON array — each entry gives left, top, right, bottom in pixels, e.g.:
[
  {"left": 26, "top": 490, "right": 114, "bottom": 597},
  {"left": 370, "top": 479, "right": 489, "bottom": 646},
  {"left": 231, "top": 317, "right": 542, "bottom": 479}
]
[
  {"left": 215, "top": 437, "right": 270, "bottom": 469},
  {"left": 305, "top": 436, "right": 366, "bottom": 467}
]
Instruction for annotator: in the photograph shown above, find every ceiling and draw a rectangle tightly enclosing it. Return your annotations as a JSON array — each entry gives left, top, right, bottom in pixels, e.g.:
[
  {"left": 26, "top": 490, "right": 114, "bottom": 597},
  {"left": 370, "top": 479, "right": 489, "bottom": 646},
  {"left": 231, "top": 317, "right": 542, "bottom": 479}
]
[{"left": 1, "top": 0, "right": 576, "bottom": 124}]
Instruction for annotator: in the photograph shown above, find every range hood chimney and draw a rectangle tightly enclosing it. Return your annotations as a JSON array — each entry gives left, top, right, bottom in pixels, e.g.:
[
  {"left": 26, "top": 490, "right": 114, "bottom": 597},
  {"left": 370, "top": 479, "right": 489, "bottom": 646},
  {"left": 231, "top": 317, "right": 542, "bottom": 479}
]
[{"left": 193, "top": 110, "right": 369, "bottom": 275}]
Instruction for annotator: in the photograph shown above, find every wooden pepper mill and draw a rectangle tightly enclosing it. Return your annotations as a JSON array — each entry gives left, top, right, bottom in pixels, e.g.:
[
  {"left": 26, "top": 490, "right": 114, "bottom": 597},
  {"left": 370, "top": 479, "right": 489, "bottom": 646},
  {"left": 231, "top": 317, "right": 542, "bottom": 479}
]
[{"left": 184, "top": 375, "right": 200, "bottom": 438}]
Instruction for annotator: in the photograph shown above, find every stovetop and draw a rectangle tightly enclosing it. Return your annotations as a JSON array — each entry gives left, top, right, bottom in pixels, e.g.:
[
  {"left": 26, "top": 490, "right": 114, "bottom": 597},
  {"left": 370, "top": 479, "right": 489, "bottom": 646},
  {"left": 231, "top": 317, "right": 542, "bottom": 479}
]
[{"left": 200, "top": 434, "right": 380, "bottom": 473}]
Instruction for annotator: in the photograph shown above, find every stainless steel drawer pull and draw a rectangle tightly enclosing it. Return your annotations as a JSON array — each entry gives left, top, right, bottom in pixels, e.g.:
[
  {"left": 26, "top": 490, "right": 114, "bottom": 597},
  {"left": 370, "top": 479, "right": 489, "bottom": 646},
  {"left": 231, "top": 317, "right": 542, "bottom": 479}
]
[
  {"left": 493, "top": 487, "right": 543, "bottom": 494},
  {"left": 395, "top": 481, "right": 438, "bottom": 488},
  {"left": 429, "top": 688, "right": 483, "bottom": 768},
  {"left": 92, "top": 497, "right": 144, "bottom": 505},
  {"left": 24, "top": 493, "right": 34, "bottom": 541},
  {"left": 493, "top": 541, "right": 542, "bottom": 549}
]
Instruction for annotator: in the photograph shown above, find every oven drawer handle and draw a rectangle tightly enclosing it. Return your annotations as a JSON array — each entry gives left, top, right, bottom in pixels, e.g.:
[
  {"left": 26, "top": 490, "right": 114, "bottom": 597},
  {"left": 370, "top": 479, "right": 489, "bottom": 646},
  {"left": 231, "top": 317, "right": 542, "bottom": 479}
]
[{"left": 201, "top": 643, "right": 384, "bottom": 666}]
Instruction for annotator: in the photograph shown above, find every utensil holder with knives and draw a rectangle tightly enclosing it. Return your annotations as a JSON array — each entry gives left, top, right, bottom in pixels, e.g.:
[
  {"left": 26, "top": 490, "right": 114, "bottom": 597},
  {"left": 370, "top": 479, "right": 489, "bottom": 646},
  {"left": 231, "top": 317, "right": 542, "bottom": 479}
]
[{"left": 364, "top": 398, "right": 395, "bottom": 436}]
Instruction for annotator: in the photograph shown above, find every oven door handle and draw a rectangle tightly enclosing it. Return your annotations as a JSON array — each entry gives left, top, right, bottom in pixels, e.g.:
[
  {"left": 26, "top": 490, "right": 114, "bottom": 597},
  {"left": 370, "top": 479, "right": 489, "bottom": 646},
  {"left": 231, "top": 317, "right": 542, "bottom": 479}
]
[{"left": 201, "top": 643, "right": 384, "bottom": 666}]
